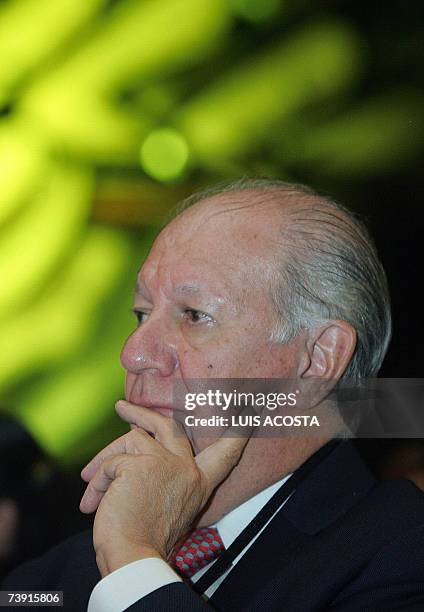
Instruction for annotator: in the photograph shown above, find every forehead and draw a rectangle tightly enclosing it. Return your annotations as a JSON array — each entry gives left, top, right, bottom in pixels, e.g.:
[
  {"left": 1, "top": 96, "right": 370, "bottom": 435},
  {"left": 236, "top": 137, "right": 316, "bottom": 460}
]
[
  {"left": 138, "top": 242, "right": 251, "bottom": 309},
  {"left": 138, "top": 193, "right": 281, "bottom": 294}
]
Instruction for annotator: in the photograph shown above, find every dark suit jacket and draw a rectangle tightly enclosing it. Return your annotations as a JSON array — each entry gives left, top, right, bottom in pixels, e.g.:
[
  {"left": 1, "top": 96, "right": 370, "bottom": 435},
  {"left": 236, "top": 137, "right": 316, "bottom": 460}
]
[{"left": 4, "top": 441, "right": 424, "bottom": 611}]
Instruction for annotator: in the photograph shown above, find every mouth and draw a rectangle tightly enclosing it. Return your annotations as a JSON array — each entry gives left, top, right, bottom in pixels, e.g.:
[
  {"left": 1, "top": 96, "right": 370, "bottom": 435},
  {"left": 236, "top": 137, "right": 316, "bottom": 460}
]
[
  {"left": 126, "top": 378, "right": 176, "bottom": 417},
  {"left": 126, "top": 395, "right": 175, "bottom": 418}
]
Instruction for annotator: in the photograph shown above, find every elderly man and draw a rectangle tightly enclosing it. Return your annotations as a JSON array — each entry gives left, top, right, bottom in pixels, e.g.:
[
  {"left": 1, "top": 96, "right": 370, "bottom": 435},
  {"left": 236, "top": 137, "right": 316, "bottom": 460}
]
[{"left": 4, "top": 179, "right": 424, "bottom": 611}]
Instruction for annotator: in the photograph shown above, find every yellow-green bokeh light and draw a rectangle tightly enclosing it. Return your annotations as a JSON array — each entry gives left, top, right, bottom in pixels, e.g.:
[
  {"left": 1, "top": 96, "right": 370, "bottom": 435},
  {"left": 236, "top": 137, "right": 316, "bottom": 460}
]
[
  {"left": 139, "top": 128, "right": 189, "bottom": 181},
  {"left": 231, "top": 0, "right": 282, "bottom": 22}
]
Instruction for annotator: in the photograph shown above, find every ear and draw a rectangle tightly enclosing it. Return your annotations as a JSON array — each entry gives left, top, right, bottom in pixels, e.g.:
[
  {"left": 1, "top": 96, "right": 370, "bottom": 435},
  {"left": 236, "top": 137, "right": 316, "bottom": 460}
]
[{"left": 299, "top": 320, "right": 357, "bottom": 382}]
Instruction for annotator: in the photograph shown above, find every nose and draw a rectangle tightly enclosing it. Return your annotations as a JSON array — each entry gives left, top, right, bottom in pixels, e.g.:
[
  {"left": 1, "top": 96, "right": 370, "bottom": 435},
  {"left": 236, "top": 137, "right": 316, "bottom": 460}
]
[{"left": 120, "top": 316, "right": 178, "bottom": 377}]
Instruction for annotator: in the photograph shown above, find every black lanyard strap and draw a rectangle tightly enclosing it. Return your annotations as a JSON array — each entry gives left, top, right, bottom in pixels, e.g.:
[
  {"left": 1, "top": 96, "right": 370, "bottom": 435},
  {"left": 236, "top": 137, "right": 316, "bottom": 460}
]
[{"left": 194, "top": 439, "right": 340, "bottom": 595}]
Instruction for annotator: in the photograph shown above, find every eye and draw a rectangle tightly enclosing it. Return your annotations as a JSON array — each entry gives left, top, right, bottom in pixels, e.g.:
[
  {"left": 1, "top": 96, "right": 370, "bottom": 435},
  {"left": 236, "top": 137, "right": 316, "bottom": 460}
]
[
  {"left": 133, "top": 310, "right": 149, "bottom": 326},
  {"left": 183, "top": 309, "right": 213, "bottom": 324}
]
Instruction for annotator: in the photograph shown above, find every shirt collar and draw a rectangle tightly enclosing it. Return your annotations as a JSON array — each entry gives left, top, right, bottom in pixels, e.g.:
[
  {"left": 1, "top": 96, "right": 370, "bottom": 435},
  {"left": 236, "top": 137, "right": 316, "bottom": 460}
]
[{"left": 212, "top": 473, "right": 292, "bottom": 550}]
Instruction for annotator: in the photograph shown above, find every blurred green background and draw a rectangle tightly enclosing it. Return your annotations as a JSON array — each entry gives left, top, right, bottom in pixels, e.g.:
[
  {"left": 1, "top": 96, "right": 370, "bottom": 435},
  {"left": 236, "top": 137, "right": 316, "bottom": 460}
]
[{"left": 0, "top": 0, "right": 423, "bottom": 466}]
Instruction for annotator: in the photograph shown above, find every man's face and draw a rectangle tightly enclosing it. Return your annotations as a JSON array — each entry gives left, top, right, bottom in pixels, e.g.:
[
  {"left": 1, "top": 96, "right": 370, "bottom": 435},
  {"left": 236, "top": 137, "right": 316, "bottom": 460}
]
[{"left": 120, "top": 196, "right": 302, "bottom": 451}]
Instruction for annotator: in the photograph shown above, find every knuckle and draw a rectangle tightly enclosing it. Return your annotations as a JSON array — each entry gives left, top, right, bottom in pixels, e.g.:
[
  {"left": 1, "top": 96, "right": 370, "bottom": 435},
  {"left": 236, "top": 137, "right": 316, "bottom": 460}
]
[
  {"left": 109, "top": 452, "right": 132, "bottom": 471},
  {"left": 139, "top": 454, "right": 158, "bottom": 473},
  {"left": 126, "top": 427, "right": 145, "bottom": 448},
  {"left": 128, "top": 428, "right": 142, "bottom": 440}
]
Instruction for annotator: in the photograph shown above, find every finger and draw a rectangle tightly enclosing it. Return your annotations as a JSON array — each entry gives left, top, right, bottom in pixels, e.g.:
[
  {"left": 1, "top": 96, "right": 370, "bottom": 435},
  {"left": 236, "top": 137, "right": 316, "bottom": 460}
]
[
  {"left": 81, "top": 433, "right": 128, "bottom": 482},
  {"left": 195, "top": 425, "right": 253, "bottom": 494},
  {"left": 80, "top": 454, "right": 126, "bottom": 514},
  {"left": 81, "top": 428, "right": 156, "bottom": 482},
  {"left": 115, "top": 400, "right": 192, "bottom": 456}
]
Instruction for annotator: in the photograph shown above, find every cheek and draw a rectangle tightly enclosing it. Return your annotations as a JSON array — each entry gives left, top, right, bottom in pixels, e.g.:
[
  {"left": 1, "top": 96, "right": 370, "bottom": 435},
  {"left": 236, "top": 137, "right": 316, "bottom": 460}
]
[
  {"left": 225, "top": 341, "right": 299, "bottom": 379},
  {"left": 177, "top": 336, "right": 232, "bottom": 378},
  {"left": 182, "top": 322, "right": 222, "bottom": 347},
  {"left": 177, "top": 324, "right": 298, "bottom": 379}
]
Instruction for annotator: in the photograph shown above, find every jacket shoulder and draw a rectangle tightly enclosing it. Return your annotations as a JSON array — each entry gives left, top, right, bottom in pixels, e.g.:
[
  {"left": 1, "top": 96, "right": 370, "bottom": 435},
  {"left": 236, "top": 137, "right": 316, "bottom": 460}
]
[{"left": 3, "top": 530, "right": 99, "bottom": 599}]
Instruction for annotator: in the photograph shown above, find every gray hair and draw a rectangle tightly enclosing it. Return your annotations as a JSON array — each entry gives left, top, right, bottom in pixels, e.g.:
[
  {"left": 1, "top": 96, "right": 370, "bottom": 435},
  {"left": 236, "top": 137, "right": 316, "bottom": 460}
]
[{"left": 175, "top": 177, "right": 392, "bottom": 384}]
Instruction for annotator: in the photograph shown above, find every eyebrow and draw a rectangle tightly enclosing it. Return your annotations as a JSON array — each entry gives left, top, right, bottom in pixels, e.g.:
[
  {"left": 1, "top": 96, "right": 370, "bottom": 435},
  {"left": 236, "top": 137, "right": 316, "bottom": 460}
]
[
  {"left": 135, "top": 281, "right": 201, "bottom": 297},
  {"left": 135, "top": 281, "right": 147, "bottom": 295},
  {"left": 175, "top": 284, "right": 200, "bottom": 296}
]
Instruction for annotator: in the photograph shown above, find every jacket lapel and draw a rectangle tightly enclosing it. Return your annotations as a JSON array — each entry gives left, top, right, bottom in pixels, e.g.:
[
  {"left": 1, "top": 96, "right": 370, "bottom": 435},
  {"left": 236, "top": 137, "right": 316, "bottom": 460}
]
[{"left": 209, "top": 441, "right": 375, "bottom": 609}]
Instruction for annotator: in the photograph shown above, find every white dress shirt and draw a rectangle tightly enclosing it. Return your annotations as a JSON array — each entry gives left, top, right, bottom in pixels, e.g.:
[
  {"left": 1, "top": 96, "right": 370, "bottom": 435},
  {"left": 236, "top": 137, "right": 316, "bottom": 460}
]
[{"left": 88, "top": 473, "right": 292, "bottom": 612}]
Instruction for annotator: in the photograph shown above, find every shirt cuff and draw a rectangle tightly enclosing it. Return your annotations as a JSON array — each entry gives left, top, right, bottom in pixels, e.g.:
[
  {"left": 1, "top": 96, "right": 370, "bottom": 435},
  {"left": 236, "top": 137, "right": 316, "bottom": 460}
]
[{"left": 88, "top": 557, "right": 182, "bottom": 612}]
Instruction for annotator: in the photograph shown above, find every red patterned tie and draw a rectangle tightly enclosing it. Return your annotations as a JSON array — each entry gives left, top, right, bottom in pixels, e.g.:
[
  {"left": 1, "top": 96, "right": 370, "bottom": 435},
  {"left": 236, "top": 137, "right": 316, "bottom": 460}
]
[{"left": 169, "top": 527, "right": 225, "bottom": 579}]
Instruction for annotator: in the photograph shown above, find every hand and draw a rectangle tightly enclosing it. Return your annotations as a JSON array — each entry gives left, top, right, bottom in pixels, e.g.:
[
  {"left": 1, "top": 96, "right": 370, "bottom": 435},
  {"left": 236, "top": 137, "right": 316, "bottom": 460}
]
[{"left": 80, "top": 400, "right": 249, "bottom": 576}]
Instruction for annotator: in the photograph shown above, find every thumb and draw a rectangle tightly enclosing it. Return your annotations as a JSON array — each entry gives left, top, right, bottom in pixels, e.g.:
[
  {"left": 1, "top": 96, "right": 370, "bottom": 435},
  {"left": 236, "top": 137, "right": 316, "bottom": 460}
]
[{"left": 195, "top": 432, "right": 250, "bottom": 494}]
